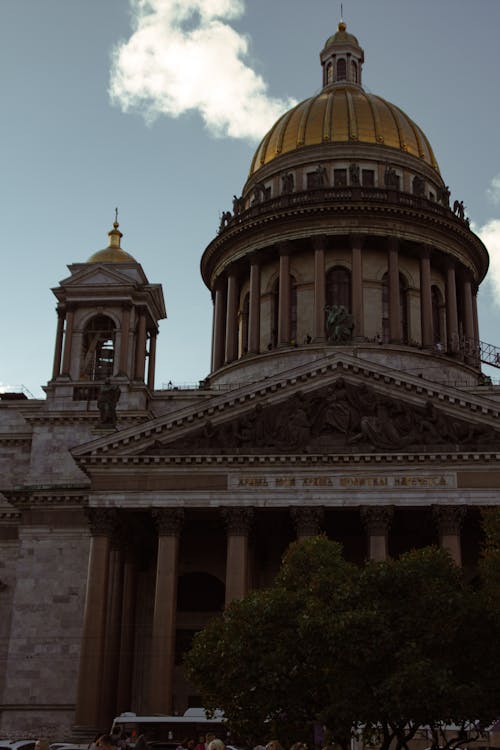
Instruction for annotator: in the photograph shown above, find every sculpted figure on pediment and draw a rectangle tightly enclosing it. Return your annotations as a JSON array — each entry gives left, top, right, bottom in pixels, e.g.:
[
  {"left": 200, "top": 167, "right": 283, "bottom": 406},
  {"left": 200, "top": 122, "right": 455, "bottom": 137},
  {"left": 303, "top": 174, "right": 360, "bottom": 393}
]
[{"left": 142, "top": 380, "right": 500, "bottom": 455}]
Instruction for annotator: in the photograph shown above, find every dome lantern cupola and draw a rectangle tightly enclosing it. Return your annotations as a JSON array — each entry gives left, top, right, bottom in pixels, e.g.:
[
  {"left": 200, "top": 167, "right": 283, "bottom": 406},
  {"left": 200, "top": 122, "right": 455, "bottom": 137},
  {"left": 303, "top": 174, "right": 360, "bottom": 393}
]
[{"left": 320, "top": 20, "right": 364, "bottom": 88}]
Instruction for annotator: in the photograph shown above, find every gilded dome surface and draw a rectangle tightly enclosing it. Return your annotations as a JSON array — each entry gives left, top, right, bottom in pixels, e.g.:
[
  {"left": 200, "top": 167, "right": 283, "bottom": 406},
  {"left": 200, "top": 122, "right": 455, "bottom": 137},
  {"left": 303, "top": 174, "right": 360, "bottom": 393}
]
[
  {"left": 87, "top": 246, "right": 136, "bottom": 263},
  {"left": 249, "top": 85, "right": 439, "bottom": 177}
]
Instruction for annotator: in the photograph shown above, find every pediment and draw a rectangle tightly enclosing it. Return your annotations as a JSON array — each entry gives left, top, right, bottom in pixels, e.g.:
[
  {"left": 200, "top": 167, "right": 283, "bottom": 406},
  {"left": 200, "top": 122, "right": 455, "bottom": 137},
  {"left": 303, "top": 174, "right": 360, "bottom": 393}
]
[
  {"left": 72, "top": 354, "right": 500, "bottom": 463},
  {"left": 58, "top": 265, "right": 138, "bottom": 289}
]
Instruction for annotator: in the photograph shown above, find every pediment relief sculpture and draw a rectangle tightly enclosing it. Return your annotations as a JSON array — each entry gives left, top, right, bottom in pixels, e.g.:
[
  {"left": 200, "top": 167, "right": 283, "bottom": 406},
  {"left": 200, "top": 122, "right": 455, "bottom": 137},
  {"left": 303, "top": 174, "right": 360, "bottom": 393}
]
[{"left": 143, "top": 379, "right": 499, "bottom": 455}]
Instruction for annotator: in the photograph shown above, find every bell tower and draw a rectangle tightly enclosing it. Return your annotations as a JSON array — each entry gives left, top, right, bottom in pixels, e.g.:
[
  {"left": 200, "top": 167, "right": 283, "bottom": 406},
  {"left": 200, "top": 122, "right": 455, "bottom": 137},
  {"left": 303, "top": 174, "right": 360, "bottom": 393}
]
[{"left": 46, "top": 218, "right": 166, "bottom": 410}]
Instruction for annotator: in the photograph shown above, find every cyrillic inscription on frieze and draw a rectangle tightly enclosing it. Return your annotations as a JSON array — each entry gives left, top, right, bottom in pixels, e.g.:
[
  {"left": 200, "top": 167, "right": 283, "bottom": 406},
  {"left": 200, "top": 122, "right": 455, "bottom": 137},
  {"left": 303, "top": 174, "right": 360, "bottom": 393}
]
[{"left": 232, "top": 473, "right": 456, "bottom": 490}]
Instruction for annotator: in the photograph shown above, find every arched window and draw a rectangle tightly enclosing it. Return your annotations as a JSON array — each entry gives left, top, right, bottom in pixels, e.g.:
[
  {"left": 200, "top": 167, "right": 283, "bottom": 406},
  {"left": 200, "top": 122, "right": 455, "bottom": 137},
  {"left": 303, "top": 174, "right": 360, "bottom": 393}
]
[
  {"left": 239, "top": 292, "right": 249, "bottom": 356},
  {"left": 177, "top": 572, "right": 225, "bottom": 612},
  {"left": 351, "top": 60, "right": 358, "bottom": 83},
  {"left": 381, "top": 273, "right": 408, "bottom": 343},
  {"left": 337, "top": 58, "right": 347, "bottom": 81},
  {"left": 80, "top": 314, "right": 116, "bottom": 380},
  {"left": 326, "top": 62, "right": 333, "bottom": 84},
  {"left": 326, "top": 266, "right": 351, "bottom": 310},
  {"left": 431, "top": 285, "right": 442, "bottom": 344}
]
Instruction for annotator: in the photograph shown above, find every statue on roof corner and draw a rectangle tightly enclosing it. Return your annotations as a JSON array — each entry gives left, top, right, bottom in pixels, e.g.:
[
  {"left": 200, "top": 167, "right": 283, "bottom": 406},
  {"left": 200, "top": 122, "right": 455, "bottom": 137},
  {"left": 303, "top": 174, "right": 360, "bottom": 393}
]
[
  {"left": 97, "top": 378, "right": 121, "bottom": 427},
  {"left": 325, "top": 304, "right": 354, "bottom": 343}
]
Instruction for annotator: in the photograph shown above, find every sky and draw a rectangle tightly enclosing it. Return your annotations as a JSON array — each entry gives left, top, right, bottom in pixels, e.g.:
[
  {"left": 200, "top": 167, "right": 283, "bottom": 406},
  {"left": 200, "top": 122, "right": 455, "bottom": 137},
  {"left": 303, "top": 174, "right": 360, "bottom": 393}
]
[{"left": 1, "top": 0, "right": 500, "bottom": 398}]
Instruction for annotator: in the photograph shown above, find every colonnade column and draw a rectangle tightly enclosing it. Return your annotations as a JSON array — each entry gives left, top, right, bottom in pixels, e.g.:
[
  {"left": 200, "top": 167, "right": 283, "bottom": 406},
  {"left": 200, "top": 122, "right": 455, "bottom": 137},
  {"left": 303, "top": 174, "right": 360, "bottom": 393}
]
[
  {"left": 61, "top": 306, "right": 75, "bottom": 376},
  {"left": 361, "top": 506, "right": 394, "bottom": 561},
  {"left": 75, "top": 509, "right": 116, "bottom": 730},
  {"left": 351, "top": 234, "right": 364, "bottom": 338},
  {"left": 472, "top": 287, "right": 479, "bottom": 345},
  {"left": 433, "top": 506, "right": 465, "bottom": 566},
  {"left": 212, "top": 279, "right": 226, "bottom": 371},
  {"left": 388, "top": 238, "right": 401, "bottom": 343},
  {"left": 100, "top": 537, "right": 125, "bottom": 726},
  {"left": 313, "top": 236, "right": 326, "bottom": 341},
  {"left": 116, "top": 543, "right": 138, "bottom": 715},
  {"left": 290, "top": 506, "right": 324, "bottom": 540},
  {"left": 420, "top": 247, "right": 433, "bottom": 347},
  {"left": 278, "top": 243, "right": 291, "bottom": 346},
  {"left": 134, "top": 309, "right": 147, "bottom": 381},
  {"left": 462, "top": 274, "right": 475, "bottom": 342},
  {"left": 150, "top": 508, "right": 184, "bottom": 714},
  {"left": 147, "top": 330, "right": 157, "bottom": 390},
  {"left": 223, "top": 507, "right": 253, "bottom": 606},
  {"left": 119, "top": 305, "right": 131, "bottom": 376},
  {"left": 248, "top": 254, "right": 261, "bottom": 354},
  {"left": 225, "top": 270, "right": 239, "bottom": 363},
  {"left": 52, "top": 308, "right": 65, "bottom": 379},
  {"left": 446, "top": 262, "right": 459, "bottom": 353}
]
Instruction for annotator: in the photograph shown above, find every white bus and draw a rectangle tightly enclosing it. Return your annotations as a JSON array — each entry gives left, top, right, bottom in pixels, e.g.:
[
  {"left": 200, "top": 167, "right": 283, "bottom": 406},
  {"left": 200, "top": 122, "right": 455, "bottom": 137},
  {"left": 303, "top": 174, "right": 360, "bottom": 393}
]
[{"left": 111, "top": 709, "right": 227, "bottom": 748}]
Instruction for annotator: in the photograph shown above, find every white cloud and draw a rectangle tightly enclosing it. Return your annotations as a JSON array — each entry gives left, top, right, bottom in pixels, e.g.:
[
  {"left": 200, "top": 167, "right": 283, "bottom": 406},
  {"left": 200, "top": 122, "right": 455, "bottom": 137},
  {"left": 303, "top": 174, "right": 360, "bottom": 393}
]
[
  {"left": 109, "top": 0, "right": 296, "bottom": 141},
  {"left": 486, "top": 174, "right": 500, "bottom": 205},
  {"left": 476, "top": 218, "right": 500, "bottom": 304}
]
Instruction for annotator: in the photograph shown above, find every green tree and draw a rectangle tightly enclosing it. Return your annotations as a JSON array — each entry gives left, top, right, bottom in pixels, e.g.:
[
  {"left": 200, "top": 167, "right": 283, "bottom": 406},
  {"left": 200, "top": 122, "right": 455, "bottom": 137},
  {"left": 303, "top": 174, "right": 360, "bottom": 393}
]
[{"left": 185, "top": 538, "right": 499, "bottom": 750}]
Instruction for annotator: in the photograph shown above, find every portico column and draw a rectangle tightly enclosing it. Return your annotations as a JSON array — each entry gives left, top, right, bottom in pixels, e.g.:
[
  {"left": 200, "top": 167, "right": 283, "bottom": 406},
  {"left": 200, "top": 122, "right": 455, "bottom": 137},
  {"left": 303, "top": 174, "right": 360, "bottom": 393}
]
[
  {"left": 225, "top": 270, "right": 239, "bottom": 363},
  {"left": 446, "top": 262, "right": 459, "bottom": 353},
  {"left": 388, "top": 238, "right": 401, "bottom": 343},
  {"left": 420, "top": 247, "right": 433, "bottom": 347},
  {"left": 313, "top": 236, "right": 326, "bottom": 341},
  {"left": 61, "top": 306, "right": 75, "bottom": 376},
  {"left": 248, "top": 254, "right": 261, "bottom": 354},
  {"left": 223, "top": 507, "right": 253, "bottom": 606},
  {"left": 116, "top": 545, "right": 137, "bottom": 714},
  {"left": 100, "top": 538, "right": 125, "bottom": 726},
  {"left": 119, "top": 305, "right": 131, "bottom": 375},
  {"left": 361, "top": 506, "right": 394, "bottom": 561},
  {"left": 147, "top": 330, "right": 157, "bottom": 390},
  {"left": 212, "top": 278, "right": 226, "bottom": 371},
  {"left": 150, "top": 508, "right": 184, "bottom": 714},
  {"left": 134, "top": 309, "right": 147, "bottom": 381},
  {"left": 290, "top": 506, "right": 324, "bottom": 540},
  {"left": 351, "top": 234, "right": 364, "bottom": 338},
  {"left": 433, "top": 506, "right": 465, "bottom": 566},
  {"left": 52, "top": 308, "right": 65, "bottom": 379},
  {"left": 75, "top": 509, "right": 116, "bottom": 730},
  {"left": 278, "top": 243, "right": 291, "bottom": 346}
]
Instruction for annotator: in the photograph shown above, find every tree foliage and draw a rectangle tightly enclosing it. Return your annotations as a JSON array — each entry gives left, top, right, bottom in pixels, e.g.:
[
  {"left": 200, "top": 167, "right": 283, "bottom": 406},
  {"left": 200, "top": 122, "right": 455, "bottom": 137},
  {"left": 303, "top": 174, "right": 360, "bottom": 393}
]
[{"left": 185, "top": 537, "right": 500, "bottom": 750}]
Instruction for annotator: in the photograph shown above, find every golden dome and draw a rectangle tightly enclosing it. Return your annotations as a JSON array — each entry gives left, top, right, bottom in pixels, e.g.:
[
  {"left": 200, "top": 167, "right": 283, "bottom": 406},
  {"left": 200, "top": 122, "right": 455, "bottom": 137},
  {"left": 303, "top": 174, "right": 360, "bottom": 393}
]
[
  {"left": 249, "top": 85, "right": 440, "bottom": 177},
  {"left": 323, "top": 22, "right": 360, "bottom": 49},
  {"left": 87, "top": 219, "right": 137, "bottom": 263}
]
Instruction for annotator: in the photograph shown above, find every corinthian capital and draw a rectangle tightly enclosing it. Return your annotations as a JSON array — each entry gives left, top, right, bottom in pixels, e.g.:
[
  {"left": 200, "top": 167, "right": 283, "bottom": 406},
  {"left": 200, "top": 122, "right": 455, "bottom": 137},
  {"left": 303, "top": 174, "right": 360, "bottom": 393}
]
[
  {"left": 290, "top": 506, "right": 324, "bottom": 537},
  {"left": 85, "top": 508, "right": 119, "bottom": 537},
  {"left": 152, "top": 508, "right": 184, "bottom": 536},
  {"left": 360, "top": 505, "right": 394, "bottom": 534},
  {"left": 222, "top": 507, "right": 254, "bottom": 535}
]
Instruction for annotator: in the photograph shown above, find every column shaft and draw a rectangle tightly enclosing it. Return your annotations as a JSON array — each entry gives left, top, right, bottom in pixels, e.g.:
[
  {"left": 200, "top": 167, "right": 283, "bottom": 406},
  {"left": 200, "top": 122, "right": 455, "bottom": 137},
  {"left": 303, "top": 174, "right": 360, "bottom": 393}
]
[
  {"left": 100, "top": 546, "right": 124, "bottom": 726},
  {"left": 248, "top": 257, "right": 261, "bottom": 354},
  {"left": 147, "top": 332, "right": 157, "bottom": 390},
  {"left": 116, "top": 559, "right": 137, "bottom": 714},
  {"left": 134, "top": 310, "right": 147, "bottom": 381},
  {"left": 463, "top": 277, "right": 475, "bottom": 341},
  {"left": 446, "top": 263, "right": 459, "bottom": 353},
  {"left": 119, "top": 306, "right": 131, "bottom": 375},
  {"left": 388, "top": 239, "right": 401, "bottom": 343},
  {"left": 278, "top": 247, "right": 291, "bottom": 345},
  {"left": 61, "top": 308, "right": 75, "bottom": 376},
  {"left": 433, "top": 506, "right": 465, "bottom": 566},
  {"left": 420, "top": 249, "right": 433, "bottom": 347},
  {"left": 351, "top": 236, "right": 364, "bottom": 338},
  {"left": 212, "top": 280, "right": 226, "bottom": 371},
  {"left": 313, "top": 238, "right": 326, "bottom": 341},
  {"left": 75, "top": 527, "right": 112, "bottom": 728},
  {"left": 225, "top": 272, "right": 239, "bottom": 363},
  {"left": 52, "top": 310, "right": 65, "bottom": 379},
  {"left": 361, "top": 507, "right": 393, "bottom": 562},
  {"left": 150, "top": 510, "right": 183, "bottom": 714},
  {"left": 223, "top": 508, "right": 253, "bottom": 606}
]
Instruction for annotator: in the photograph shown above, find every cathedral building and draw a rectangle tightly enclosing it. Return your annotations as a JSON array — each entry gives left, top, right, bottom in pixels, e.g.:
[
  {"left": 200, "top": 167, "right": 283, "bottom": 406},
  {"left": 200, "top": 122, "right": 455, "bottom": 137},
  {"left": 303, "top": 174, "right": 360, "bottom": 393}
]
[{"left": 1, "top": 21, "right": 499, "bottom": 739}]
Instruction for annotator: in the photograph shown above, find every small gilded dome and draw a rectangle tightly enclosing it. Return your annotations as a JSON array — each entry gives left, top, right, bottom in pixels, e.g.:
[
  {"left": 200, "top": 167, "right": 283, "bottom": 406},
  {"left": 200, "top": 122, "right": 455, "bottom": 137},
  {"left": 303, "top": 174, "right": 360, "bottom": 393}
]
[
  {"left": 323, "top": 21, "right": 360, "bottom": 49},
  {"left": 87, "top": 219, "right": 137, "bottom": 263}
]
